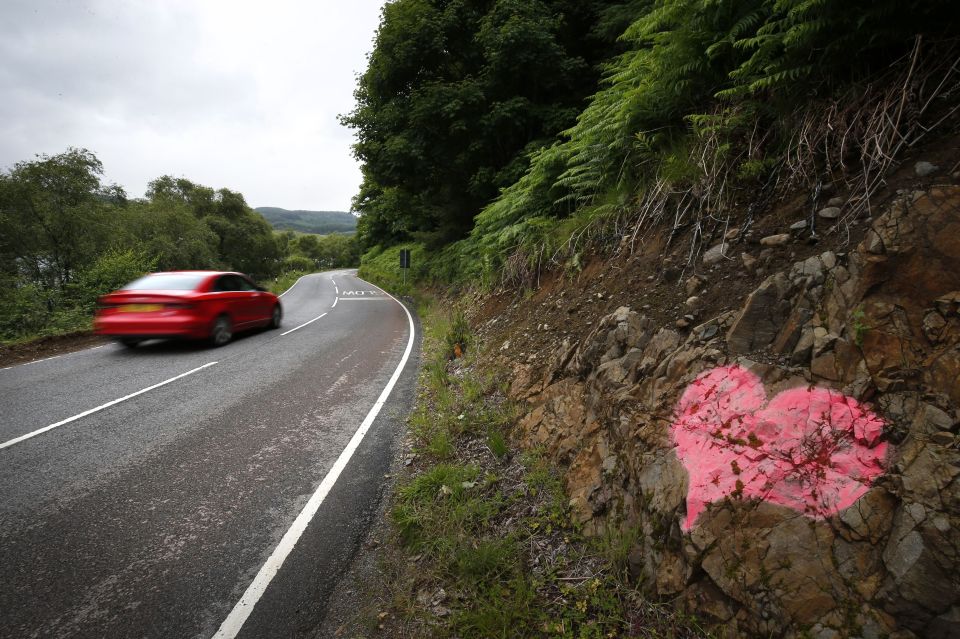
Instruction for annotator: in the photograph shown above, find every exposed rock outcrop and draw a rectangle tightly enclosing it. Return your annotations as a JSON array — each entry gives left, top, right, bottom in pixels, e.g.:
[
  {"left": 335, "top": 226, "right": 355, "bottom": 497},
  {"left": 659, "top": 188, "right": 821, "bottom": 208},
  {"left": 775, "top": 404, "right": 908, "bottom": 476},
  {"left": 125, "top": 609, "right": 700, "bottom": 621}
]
[{"left": 508, "top": 187, "right": 960, "bottom": 638}]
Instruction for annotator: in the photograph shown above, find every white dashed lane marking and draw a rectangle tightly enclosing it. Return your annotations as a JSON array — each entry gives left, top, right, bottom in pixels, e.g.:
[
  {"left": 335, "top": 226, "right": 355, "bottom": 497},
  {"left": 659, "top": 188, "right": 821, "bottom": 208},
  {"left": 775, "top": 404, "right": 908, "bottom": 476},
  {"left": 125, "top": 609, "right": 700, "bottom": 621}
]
[{"left": 0, "top": 362, "right": 219, "bottom": 450}]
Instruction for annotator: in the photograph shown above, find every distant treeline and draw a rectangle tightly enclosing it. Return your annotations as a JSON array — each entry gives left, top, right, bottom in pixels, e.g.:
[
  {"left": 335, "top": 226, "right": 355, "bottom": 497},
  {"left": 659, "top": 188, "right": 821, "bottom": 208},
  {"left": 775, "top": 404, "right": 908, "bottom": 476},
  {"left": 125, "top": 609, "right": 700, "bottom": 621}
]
[
  {"left": 255, "top": 207, "right": 357, "bottom": 235},
  {"left": 0, "top": 148, "right": 359, "bottom": 342}
]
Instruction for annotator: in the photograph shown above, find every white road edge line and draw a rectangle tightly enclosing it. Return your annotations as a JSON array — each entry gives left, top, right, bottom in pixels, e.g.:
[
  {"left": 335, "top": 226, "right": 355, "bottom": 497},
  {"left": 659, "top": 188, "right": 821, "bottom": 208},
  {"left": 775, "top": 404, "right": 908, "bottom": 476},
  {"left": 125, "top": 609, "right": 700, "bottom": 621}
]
[
  {"left": 0, "top": 362, "right": 219, "bottom": 451},
  {"left": 278, "top": 274, "right": 310, "bottom": 298},
  {"left": 280, "top": 312, "right": 328, "bottom": 336},
  {"left": 332, "top": 297, "right": 338, "bottom": 308},
  {"left": 213, "top": 282, "right": 415, "bottom": 639},
  {"left": 1, "top": 354, "right": 63, "bottom": 371},
  {"left": 0, "top": 343, "right": 111, "bottom": 372}
]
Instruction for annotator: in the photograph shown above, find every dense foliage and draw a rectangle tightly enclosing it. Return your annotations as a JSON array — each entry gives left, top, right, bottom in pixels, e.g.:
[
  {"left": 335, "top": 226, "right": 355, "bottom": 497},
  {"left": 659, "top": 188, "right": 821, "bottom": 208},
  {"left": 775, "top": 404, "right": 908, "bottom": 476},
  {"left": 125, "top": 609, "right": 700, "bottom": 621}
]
[
  {"left": 349, "top": 0, "right": 960, "bottom": 287},
  {"left": 255, "top": 207, "right": 358, "bottom": 235},
  {"left": 0, "top": 148, "right": 359, "bottom": 342},
  {"left": 342, "top": 0, "right": 616, "bottom": 248}
]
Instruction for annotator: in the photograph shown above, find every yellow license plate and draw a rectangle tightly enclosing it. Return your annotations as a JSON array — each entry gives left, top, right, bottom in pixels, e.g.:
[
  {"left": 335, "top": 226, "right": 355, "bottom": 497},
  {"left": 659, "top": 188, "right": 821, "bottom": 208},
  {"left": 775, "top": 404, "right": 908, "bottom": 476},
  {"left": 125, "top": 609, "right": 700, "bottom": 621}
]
[{"left": 120, "top": 304, "right": 164, "bottom": 313}]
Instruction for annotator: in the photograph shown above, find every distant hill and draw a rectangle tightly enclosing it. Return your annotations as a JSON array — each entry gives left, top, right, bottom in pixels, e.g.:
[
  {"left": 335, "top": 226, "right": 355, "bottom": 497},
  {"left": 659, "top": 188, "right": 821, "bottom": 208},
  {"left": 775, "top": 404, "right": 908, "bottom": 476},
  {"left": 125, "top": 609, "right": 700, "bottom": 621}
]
[{"left": 255, "top": 207, "right": 357, "bottom": 235}]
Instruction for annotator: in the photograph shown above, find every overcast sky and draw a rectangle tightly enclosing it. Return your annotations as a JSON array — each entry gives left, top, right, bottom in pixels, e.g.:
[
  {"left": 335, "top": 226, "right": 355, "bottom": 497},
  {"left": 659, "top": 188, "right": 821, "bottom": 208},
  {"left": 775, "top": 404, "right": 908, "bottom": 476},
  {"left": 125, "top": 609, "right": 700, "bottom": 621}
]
[{"left": 0, "top": 0, "right": 387, "bottom": 211}]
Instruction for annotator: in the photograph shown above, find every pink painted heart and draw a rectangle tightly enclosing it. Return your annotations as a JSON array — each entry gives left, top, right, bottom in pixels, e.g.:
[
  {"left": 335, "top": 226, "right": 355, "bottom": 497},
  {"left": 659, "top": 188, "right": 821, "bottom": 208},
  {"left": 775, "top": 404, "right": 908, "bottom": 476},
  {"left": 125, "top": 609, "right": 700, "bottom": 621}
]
[{"left": 671, "top": 365, "right": 889, "bottom": 531}]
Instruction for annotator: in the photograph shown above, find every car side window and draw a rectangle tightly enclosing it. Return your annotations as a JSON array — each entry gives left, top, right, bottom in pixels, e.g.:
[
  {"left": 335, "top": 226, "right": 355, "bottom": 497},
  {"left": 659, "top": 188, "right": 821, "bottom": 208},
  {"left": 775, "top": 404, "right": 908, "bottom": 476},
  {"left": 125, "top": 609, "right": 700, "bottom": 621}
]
[
  {"left": 212, "top": 276, "right": 232, "bottom": 292},
  {"left": 235, "top": 276, "right": 257, "bottom": 292},
  {"left": 212, "top": 275, "right": 257, "bottom": 292}
]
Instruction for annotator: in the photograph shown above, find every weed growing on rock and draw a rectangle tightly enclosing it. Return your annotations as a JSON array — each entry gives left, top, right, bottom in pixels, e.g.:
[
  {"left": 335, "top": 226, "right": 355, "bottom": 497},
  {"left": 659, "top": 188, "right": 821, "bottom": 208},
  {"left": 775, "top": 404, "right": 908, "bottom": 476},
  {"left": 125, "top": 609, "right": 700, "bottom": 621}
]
[{"left": 851, "top": 307, "right": 871, "bottom": 347}]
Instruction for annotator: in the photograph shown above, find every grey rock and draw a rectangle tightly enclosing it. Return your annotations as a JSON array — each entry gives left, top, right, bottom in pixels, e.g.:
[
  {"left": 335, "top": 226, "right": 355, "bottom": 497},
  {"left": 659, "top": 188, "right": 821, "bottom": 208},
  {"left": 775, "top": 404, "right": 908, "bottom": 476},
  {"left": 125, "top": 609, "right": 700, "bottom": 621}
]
[
  {"left": 819, "top": 206, "right": 842, "bottom": 219},
  {"left": 699, "top": 324, "right": 719, "bottom": 340},
  {"left": 567, "top": 307, "right": 656, "bottom": 375},
  {"left": 915, "top": 161, "right": 939, "bottom": 177},
  {"left": 827, "top": 196, "right": 846, "bottom": 207},
  {"left": 702, "top": 243, "right": 730, "bottom": 265},
  {"left": 790, "top": 220, "right": 809, "bottom": 231},
  {"left": 820, "top": 251, "right": 837, "bottom": 270},
  {"left": 923, "top": 312, "right": 947, "bottom": 343},
  {"left": 930, "top": 431, "right": 955, "bottom": 446},
  {"left": 920, "top": 403, "right": 954, "bottom": 432},
  {"left": 790, "top": 328, "right": 813, "bottom": 366},
  {"left": 772, "top": 303, "right": 813, "bottom": 355},
  {"left": 883, "top": 529, "right": 924, "bottom": 580},
  {"left": 813, "top": 626, "right": 840, "bottom": 639},
  {"left": 760, "top": 233, "right": 791, "bottom": 247},
  {"left": 726, "top": 272, "right": 794, "bottom": 354},
  {"left": 791, "top": 255, "right": 826, "bottom": 287},
  {"left": 813, "top": 327, "right": 838, "bottom": 356},
  {"left": 685, "top": 275, "right": 707, "bottom": 297}
]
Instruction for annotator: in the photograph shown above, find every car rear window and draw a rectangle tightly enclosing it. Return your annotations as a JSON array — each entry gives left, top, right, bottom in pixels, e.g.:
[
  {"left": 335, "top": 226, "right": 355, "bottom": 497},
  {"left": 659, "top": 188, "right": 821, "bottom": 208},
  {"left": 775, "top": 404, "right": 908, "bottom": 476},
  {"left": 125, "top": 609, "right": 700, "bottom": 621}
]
[{"left": 123, "top": 273, "right": 209, "bottom": 291}]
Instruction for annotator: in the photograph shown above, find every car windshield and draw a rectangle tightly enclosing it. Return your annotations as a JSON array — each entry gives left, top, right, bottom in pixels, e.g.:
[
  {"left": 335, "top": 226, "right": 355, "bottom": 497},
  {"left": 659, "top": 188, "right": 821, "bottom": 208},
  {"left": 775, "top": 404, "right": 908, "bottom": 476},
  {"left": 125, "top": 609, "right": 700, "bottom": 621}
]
[{"left": 123, "top": 273, "right": 208, "bottom": 291}]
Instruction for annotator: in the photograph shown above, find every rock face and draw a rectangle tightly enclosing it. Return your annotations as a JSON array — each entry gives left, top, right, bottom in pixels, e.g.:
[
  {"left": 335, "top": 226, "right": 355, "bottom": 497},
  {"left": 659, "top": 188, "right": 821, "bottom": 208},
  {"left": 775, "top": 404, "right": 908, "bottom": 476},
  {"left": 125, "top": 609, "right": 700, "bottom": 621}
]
[{"left": 508, "top": 187, "right": 960, "bottom": 638}]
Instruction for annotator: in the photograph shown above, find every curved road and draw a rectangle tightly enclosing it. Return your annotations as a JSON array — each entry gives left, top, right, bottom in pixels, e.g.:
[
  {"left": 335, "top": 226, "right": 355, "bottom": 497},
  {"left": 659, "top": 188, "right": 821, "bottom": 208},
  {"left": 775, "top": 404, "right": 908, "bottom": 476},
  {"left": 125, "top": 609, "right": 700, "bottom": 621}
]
[{"left": 0, "top": 271, "right": 419, "bottom": 638}]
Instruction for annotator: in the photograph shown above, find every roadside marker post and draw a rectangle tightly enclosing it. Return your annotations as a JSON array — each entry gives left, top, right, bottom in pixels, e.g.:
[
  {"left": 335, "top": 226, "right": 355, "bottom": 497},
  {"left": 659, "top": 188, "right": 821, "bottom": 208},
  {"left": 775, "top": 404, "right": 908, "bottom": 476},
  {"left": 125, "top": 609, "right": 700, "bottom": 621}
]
[{"left": 399, "top": 249, "right": 411, "bottom": 286}]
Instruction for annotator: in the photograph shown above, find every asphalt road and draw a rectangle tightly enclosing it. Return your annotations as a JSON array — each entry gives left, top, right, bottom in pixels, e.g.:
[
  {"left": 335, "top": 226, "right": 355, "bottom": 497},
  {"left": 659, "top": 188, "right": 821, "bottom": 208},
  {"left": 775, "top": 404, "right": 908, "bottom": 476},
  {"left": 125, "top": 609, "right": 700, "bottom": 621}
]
[{"left": 0, "top": 270, "right": 419, "bottom": 639}]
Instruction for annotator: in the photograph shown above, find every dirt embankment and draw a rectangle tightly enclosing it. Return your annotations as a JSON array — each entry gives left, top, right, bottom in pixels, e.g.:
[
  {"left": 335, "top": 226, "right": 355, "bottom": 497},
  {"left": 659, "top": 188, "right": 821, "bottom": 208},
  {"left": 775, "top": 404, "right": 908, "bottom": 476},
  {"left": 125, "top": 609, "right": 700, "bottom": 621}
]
[{"left": 0, "top": 332, "right": 105, "bottom": 369}]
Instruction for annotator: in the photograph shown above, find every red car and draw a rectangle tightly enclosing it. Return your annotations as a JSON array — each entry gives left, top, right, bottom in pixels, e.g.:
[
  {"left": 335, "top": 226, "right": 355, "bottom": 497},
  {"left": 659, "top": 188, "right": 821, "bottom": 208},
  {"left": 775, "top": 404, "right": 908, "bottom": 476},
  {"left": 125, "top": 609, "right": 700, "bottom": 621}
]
[{"left": 94, "top": 271, "right": 282, "bottom": 348}]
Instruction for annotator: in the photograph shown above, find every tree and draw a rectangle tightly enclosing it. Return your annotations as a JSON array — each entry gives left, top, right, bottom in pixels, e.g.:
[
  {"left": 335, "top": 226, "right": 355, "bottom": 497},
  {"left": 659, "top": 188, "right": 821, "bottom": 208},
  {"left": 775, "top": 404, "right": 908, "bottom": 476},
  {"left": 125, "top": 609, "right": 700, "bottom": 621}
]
[
  {"left": 342, "top": 0, "right": 612, "bottom": 248},
  {"left": 145, "top": 177, "right": 282, "bottom": 278},
  {"left": 0, "top": 148, "right": 121, "bottom": 288}
]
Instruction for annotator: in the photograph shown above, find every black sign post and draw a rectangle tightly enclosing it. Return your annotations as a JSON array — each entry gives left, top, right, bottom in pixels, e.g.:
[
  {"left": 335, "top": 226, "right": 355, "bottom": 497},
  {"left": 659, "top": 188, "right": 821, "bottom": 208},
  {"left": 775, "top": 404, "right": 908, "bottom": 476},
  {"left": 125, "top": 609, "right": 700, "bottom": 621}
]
[{"left": 399, "top": 249, "right": 411, "bottom": 286}]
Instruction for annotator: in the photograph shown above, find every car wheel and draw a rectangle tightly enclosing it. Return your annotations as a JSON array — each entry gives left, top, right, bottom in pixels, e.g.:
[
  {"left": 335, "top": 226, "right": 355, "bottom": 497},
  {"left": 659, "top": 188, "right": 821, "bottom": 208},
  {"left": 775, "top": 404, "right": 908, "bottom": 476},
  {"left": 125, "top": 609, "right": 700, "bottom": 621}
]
[
  {"left": 119, "top": 338, "right": 142, "bottom": 348},
  {"left": 268, "top": 305, "right": 282, "bottom": 329},
  {"left": 210, "top": 315, "right": 233, "bottom": 347}
]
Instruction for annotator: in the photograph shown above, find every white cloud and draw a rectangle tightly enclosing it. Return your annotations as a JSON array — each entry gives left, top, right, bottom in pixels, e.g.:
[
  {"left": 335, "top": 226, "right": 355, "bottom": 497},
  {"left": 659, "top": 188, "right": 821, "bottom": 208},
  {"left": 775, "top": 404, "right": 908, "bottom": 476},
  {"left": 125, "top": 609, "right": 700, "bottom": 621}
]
[{"left": 0, "top": 0, "right": 386, "bottom": 211}]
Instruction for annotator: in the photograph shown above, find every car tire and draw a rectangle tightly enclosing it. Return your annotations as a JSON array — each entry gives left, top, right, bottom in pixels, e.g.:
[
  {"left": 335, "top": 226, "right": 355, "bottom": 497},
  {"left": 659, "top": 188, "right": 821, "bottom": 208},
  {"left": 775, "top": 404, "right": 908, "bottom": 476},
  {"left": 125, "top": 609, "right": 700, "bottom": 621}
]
[
  {"left": 268, "top": 305, "right": 282, "bottom": 329},
  {"left": 119, "top": 338, "right": 141, "bottom": 348},
  {"left": 210, "top": 315, "right": 233, "bottom": 347}
]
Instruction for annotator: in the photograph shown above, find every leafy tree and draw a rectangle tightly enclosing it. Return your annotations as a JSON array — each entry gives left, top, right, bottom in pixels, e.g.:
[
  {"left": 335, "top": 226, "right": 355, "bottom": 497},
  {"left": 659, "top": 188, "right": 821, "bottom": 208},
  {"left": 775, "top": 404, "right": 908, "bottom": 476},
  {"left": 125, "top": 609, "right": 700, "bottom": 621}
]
[
  {"left": 66, "top": 248, "right": 158, "bottom": 311},
  {"left": 343, "top": 0, "right": 612, "bottom": 248},
  {"left": 281, "top": 255, "right": 315, "bottom": 272},
  {"left": 123, "top": 199, "right": 219, "bottom": 271},
  {"left": 144, "top": 177, "right": 281, "bottom": 278},
  {"left": 287, "top": 233, "right": 360, "bottom": 270},
  {"left": 0, "top": 148, "right": 122, "bottom": 288}
]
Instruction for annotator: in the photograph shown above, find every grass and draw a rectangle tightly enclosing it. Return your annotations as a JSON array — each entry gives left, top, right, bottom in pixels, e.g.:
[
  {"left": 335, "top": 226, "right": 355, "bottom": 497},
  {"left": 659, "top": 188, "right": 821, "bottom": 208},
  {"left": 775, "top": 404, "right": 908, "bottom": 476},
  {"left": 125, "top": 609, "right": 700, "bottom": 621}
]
[
  {"left": 352, "top": 295, "right": 714, "bottom": 639},
  {"left": 357, "top": 243, "right": 425, "bottom": 297},
  {"left": 267, "top": 270, "right": 310, "bottom": 295},
  {"left": 300, "top": 284, "right": 711, "bottom": 637},
  {"left": 0, "top": 313, "right": 92, "bottom": 347},
  {"left": 486, "top": 428, "right": 509, "bottom": 458},
  {"left": 851, "top": 306, "right": 871, "bottom": 348}
]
